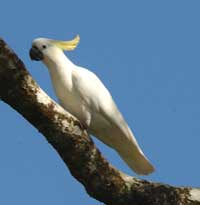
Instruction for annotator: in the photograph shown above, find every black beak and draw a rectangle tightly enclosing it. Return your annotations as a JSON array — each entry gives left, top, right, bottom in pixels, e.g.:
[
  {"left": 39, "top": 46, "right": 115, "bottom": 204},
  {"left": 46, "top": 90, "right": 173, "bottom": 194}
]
[{"left": 29, "top": 47, "right": 44, "bottom": 61}]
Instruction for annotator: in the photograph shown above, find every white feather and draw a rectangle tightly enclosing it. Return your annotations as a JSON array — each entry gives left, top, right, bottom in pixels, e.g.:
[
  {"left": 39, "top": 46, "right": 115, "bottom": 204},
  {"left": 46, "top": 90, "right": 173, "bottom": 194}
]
[{"left": 31, "top": 38, "right": 154, "bottom": 175}]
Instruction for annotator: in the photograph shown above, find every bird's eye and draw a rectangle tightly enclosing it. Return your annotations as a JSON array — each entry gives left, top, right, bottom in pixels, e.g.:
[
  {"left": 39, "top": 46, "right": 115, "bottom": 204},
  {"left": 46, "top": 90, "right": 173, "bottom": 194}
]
[{"left": 42, "top": 45, "right": 47, "bottom": 49}]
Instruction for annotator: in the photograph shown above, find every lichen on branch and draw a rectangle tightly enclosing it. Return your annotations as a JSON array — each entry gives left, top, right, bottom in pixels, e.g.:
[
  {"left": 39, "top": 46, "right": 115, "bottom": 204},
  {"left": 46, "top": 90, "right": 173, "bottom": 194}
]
[{"left": 0, "top": 38, "right": 199, "bottom": 205}]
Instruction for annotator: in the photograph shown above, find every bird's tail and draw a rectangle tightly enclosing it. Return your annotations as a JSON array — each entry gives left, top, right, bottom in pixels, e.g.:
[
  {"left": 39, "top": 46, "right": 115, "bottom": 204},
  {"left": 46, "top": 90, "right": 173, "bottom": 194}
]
[{"left": 115, "top": 127, "right": 154, "bottom": 175}]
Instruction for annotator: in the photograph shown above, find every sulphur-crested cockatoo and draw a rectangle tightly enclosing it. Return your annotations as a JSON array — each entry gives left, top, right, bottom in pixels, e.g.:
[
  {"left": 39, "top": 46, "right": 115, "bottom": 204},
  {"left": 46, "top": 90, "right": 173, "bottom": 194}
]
[{"left": 29, "top": 35, "right": 154, "bottom": 175}]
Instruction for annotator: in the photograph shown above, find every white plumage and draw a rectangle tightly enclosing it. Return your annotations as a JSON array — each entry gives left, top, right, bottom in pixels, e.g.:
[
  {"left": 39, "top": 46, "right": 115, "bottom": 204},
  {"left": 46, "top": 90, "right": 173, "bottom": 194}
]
[{"left": 30, "top": 35, "right": 154, "bottom": 175}]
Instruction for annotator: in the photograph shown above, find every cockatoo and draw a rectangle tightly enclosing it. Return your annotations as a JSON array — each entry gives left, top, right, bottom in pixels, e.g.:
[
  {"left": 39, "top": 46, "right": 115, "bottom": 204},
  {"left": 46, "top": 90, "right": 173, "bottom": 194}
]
[{"left": 29, "top": 35, "right": 154, "bottom": 175}]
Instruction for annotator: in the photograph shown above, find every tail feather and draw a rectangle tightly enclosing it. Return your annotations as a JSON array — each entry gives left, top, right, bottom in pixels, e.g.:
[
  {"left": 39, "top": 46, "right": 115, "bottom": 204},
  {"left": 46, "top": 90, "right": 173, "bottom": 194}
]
[
  {"left": 117, "top": 147, "right": 154, "bottom": 175},
  {"left": 115, "top": 127, "right": 155, "bottom": 175},
  {"left": 91, "top": 116, "right": 155, "bottom": 175}
]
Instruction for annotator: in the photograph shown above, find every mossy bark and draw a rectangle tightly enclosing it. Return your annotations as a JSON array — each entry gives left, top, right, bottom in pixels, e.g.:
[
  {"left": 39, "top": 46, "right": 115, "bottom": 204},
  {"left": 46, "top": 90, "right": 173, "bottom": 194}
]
[{"left": 0, "top": 38, "right": 200, "bottom": 205}]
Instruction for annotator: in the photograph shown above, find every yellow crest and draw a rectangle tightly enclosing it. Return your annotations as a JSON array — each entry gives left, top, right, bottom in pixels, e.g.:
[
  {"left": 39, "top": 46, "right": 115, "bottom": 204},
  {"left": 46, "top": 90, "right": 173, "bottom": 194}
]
[{"left": 51, "top": 35, "right": 80, "bottom": 51}]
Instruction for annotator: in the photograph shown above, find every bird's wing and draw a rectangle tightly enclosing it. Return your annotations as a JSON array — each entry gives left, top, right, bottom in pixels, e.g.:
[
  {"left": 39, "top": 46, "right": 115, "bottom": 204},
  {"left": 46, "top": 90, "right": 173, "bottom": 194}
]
[
  {"left": 95, "top": 91, "right": 155, "bottom": 175},
  {"left": 72, "top": 67, "right": 154, "bottom": 175}
]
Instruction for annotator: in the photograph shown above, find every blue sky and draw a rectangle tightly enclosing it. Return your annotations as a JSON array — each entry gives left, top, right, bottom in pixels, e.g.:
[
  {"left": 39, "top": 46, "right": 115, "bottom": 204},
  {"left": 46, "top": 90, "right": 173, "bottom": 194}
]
[{"left": 0, "top": 0, "right": 200, "bottom": 204}]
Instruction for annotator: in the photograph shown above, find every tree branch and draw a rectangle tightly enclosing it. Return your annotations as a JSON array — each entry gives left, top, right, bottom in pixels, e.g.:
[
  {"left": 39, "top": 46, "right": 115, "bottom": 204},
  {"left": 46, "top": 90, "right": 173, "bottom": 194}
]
[{"left": 0, "top": 38, "right": 199, "bottom": 205}]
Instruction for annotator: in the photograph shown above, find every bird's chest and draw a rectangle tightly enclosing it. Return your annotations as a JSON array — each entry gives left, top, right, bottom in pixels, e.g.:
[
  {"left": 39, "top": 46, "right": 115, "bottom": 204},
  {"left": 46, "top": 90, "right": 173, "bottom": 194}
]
[{"left": 50, "top": 71, "right": 86, "bottom": 119}]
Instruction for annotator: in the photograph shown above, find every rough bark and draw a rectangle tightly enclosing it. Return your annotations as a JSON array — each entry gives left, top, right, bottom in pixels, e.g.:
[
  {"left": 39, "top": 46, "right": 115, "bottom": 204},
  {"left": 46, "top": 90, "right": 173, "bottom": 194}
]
[{"left": 0, "top": 38, "right": 200, "bottom": 205}]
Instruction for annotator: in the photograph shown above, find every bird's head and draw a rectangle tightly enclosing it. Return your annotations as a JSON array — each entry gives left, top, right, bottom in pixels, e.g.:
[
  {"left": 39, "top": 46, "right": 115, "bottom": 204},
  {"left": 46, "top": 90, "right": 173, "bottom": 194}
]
[{"left": 29, "top": 35, "right": 80, "bottom": 61}]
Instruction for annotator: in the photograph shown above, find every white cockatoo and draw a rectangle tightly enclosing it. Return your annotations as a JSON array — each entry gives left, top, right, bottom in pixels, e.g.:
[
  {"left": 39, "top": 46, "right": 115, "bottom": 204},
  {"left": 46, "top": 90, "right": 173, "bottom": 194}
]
[{"left": 29, "top": 35, "right": 154, "bottom": 175}]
